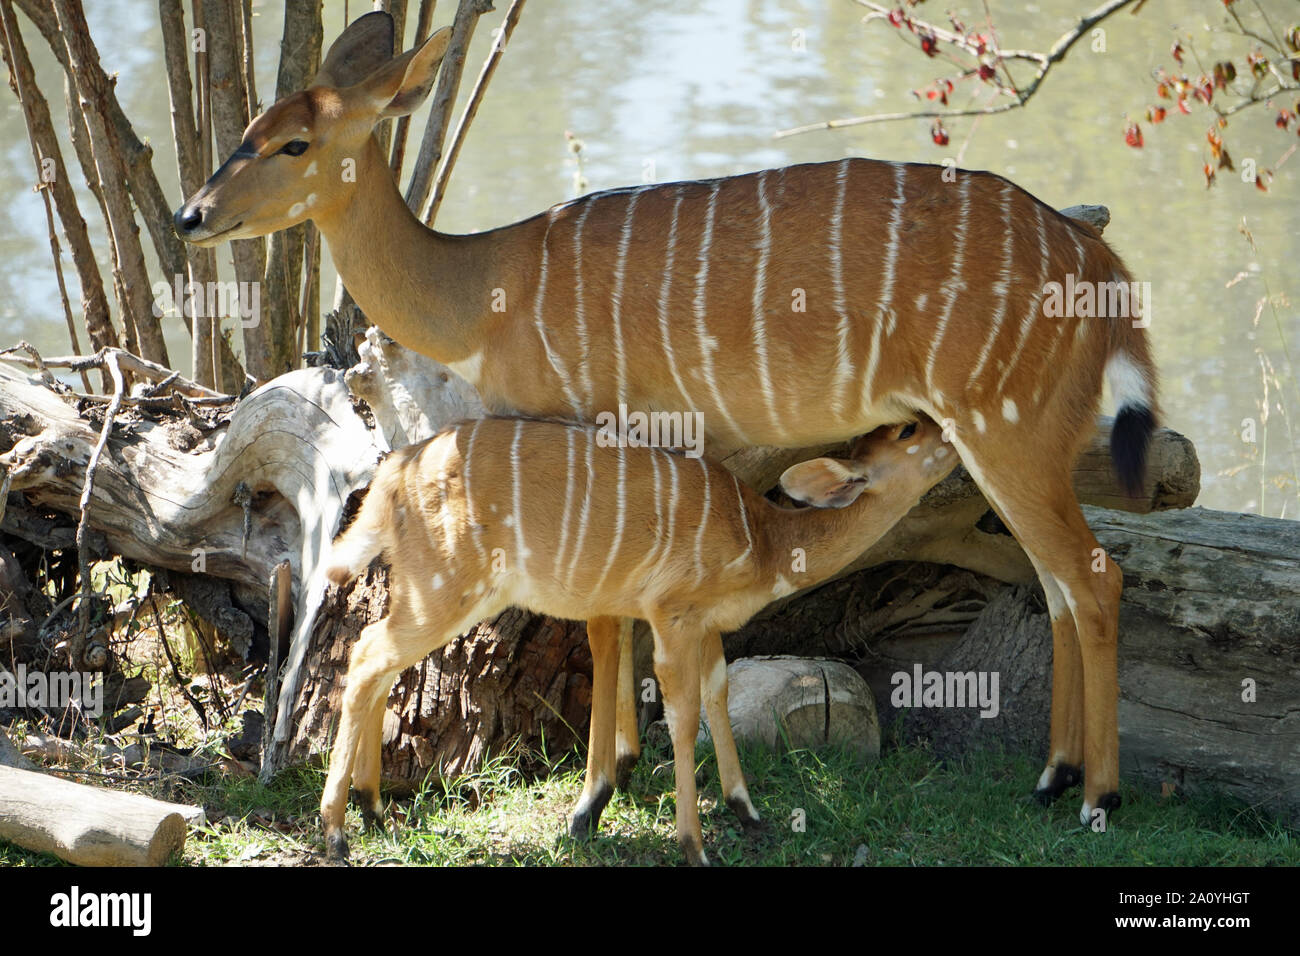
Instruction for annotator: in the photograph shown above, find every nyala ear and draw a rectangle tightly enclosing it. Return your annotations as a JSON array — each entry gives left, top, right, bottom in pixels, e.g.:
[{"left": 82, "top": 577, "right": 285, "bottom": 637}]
[
  {"left": 778, "top": 458, "right": 869, "bottom": 509},
  {"left": 356, "top": 26, "right": 452, "bottom": 119},
  {"left": 315, "top": 11, "right": 396, "bottom": 88}
]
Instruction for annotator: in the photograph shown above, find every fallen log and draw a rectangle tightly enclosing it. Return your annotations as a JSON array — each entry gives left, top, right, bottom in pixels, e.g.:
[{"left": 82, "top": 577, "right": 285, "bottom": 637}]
[
  {"left": 735, "top": 506, "right": 1300, "bottom": 826},
  {"left": 0, "top": 764, "right": 201, "bottom": 865}
]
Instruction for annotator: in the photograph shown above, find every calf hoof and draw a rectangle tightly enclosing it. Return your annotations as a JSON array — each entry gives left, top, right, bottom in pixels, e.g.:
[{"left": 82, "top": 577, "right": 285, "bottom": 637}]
[
  {"left": 325, "top": 830, "right": 350, "bottom": 862},
  {"left": 680, "top": 835, "right": 709, "bottom": 867},
  {"left": 726, "top": 795, "right": 762, "bottom": 831},
  {"left": 614, "top": 752, "right": 640, "bottom": 791},
  {"left": 568, "top": 783, "right": 612, "bottom": 840},
  {"left": 1032, "top": 763, "right": 1082, "bottom": 806}
]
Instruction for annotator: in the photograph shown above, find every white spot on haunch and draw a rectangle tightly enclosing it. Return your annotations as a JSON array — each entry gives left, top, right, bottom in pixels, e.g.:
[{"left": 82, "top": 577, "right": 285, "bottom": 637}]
[
  {"left": 303, "top": 161, "right": 318, "bottom": 178},
  {"left": 1002, "top": 397, "right": 1019, "bottom": 423},
  {"left": 922, "top": 455, "right": 935, "bottom": 469},
  {"left": 906, "top": 445, "right": 920, "bottom": 455},
  {"left": 431, "top": 573, "right": 444, "bottom": 590},
  {"left": 972, "top": 409, "right": 987, "bottom": 433},
  {"left": 288, "top": 201, "right": 306, "bottom": 219},
  {"left": 935, "top": 446, "right": 949, "bottom": 459},
  {"left": 306, "top": 192, "right": 318, "bottom": 207}
]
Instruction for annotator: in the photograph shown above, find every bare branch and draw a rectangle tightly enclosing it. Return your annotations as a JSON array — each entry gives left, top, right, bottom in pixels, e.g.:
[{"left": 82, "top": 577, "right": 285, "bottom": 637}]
[
  {"left": 775, "top": 0, "right": 1138, "bottom": 139},
  {"left": 404, "top": 0, "right": 495, "bottom": 222},
  {"left": 427, "top": 0, "right": 526, "bottom": 223}
]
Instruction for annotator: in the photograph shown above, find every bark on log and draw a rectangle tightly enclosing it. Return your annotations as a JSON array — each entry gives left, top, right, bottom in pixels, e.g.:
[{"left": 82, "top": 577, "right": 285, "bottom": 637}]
[{"left": 0, "top": 764, "right": 198, "bottom": 865}]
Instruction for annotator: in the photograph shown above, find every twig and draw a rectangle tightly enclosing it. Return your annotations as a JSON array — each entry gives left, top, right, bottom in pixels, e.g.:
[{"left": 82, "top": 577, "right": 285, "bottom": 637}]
[
  {"left": 0, "top": 346, "right": 231, "bottom": 400},
  {"left": 149, "top": 592, "right": 207, "bottom": 731},
  {"left": 427, "top": 0, "right": 527, "bottom": 223},
  {"left": 72, "top": 350, "right": 124, "bottom": 662},
  {"left": 775, "top": 0, "right": 1138, "bottom": 138}
]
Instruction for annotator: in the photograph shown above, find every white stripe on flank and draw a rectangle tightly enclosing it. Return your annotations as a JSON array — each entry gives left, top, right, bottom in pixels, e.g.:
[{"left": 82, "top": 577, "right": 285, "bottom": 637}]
[
  {"left": 995, "top": 204, "right": 1050, "bottom": 396},
  {"left": 693, "top": 457, "right": 712, "bottom": 588},
  {"left": 610, "top": 192, "right": 640, "bottom": 406},
  {"left": 572, "top": 202, "right": 596, "bottom": 416},
  {"left": 510, "top": 420, "right": 530, "bottom": 574},
  {"left": 751, "top": 171, "right": 781, "bottom": 435},
  {"left": 658, "top": 192, "right": 696, "bottom": 409},
  {"left": 591, "top": 445, "right": 628, "bottom": 594},
  {"left": 924, "top": 176, "right": 972, "bottom": 395},
  {"left": 1038, "top": 232, "right": 1088, "bottom": 387},
  {"left": 693, "top": 182, "right": 747, "bottom": 442},
  {"left": 651, "top": 450, "right": 682, "bottom": 581},
  {"left": 966, "top": 184, "right": 1017, "bottom": 391},
  {"left": 628, "top": 448, "right": 666, "bottom": 582},
  {"left": 730, "top": 474, "right": 754, "bottom": 569},
  {"left": 534, "top": 211, "right": 584, "bottom": 415},
  {"left": 438, "top": 465, "right": 457, "bottom": 557},
  {"left": 862, "top": 163, "right": 908, "bottom": 411},
  {"left": 553, "top": 427, "right": 579, "bottom": 580},
  {"left": 462, "top": 420, "right": 487, "bottom": 563},
  {"left": 830, "top": 159, "right": 853, "bottom": 415},
  {"left": 564, "top": 428, "right": 597, "bottom": 591}
]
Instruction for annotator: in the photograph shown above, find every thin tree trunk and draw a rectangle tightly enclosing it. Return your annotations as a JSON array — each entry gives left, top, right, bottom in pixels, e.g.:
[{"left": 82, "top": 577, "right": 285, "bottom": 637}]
[
  {"left": 202, "top": 0, "right": 269, "bottom": 381},
  {"left": 390, "top": 0, "right": 436, "bottom": 179},
  {"left": 403, "top": 0, "right": 492, "bottom": 222},
  {"left": 260, "top": 0, "right": 323, "bottom": 379},
  {"left": 0, "top": 0, "right": 117, "bottom": 380},
  {"left": 50, "top": 0, "right": 169, "bottom": 367}
]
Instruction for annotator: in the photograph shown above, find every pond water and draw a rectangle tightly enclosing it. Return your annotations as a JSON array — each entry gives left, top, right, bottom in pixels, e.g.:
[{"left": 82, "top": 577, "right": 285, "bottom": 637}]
[{"left": 1, "top": 0, "right": 1296, "bottom": 516}]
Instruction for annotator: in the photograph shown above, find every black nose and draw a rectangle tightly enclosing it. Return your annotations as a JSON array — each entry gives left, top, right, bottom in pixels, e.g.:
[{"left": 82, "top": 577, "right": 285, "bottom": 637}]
[{"left": 174, "top": 205, "right": 202, "bottom": 234}]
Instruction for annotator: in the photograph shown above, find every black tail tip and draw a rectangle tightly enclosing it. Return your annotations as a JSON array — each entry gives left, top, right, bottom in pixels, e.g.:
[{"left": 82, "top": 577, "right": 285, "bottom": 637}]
[{"left": 1111, "top": 404, "right": 1156, "bottom": 497}]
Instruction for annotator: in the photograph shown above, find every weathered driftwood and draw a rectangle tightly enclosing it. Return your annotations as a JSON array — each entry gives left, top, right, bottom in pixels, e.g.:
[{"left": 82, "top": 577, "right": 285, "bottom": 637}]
[
  {"left": 739, "top": 506, "right": 1300, "bottom": 825},
  {"left": 0, "top": 764, "right": 200, "bottom": 865}
]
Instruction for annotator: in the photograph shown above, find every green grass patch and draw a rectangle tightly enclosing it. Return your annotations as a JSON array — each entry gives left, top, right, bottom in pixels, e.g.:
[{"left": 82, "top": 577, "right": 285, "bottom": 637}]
[{"left": 3, "top": 737, "right": 1294, "bottom": 866}]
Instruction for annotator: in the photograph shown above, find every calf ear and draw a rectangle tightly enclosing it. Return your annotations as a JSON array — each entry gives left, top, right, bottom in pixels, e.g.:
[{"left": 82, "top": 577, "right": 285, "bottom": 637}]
[
  {"left": 778, "top": 458, "right": 869, "bottom": 509},
  {"left": 315, "top": 11, "right": 396, "bottom": 88}
]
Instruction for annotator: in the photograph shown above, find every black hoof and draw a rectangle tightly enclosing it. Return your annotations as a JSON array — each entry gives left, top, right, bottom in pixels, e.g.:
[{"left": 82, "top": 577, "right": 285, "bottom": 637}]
[
  {"left": 1032, "top": 763, "right": 1082, "bottom": 806},
  {"left": 354, "top": 788, "right": 385, "bottom": 833},
  {"left": 680, "top": 835, "right": 709, "bottom": 867},
  {"left": 325, "top": 830, "right": 350, "bottom": 862},
  {"left": 569, "top": 783, "right": 612, "bottom": 840},
  {"left": 726, "top": 796, "right": 762, "bottom": 831},
  {"left": 614, "top": 752, "right": 639, "bottom": 791},
  {"left": 1098, "top": 791, "right": 1122, "bottom": 813}
]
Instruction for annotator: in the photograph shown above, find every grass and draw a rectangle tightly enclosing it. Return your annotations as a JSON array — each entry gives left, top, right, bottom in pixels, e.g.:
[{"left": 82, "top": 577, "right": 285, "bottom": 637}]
[{"left": 2, "top": 734, "right": 1294, "bottom": 867}]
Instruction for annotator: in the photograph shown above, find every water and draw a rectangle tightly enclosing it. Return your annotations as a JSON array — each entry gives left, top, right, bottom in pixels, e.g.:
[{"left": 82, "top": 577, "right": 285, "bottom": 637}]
[{"left": 2, "top": 0, "right": 1296, "bottom": 516}]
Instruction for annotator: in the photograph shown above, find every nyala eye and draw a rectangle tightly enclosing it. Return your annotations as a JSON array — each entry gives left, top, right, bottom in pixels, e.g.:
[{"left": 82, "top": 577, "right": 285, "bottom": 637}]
[
  {"left": 279, "top": 140, "right": 309, "bottom": 157},
  {"left": 898, "top": 423, "right": 918, "bottom": 440}
]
